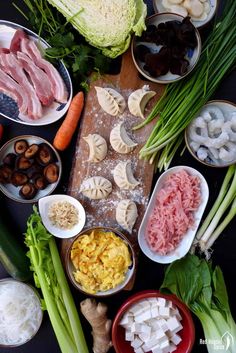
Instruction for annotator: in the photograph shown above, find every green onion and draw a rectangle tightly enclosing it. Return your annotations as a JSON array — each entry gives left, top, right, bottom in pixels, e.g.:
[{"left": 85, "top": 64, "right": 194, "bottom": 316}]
[
  {"left": 135, "top": 1, "right": 236, "bottom": 170},
  {"left": 25, "top": 206, "right": 89, "bottom": 353},
  {"left": 192, "top": 165, "right": 236, "bottom": 254}
]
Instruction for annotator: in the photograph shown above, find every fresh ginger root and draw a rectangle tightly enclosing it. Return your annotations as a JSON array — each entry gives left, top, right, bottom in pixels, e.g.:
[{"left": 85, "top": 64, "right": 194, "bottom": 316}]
[{"left": 80, "top": 298, "right": 112, "bottom": 353}]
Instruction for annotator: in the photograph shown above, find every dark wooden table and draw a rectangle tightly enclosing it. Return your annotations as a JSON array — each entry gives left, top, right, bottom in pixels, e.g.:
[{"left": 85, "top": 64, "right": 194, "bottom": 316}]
[{"left": 1, "top": 1, "right": 236, "bottom": 353}]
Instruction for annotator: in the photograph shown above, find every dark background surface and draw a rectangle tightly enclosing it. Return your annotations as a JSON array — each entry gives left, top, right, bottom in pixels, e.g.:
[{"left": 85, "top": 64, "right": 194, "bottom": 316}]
[{"left": 1, "top": 1, "right": 236, "bottom": 352}]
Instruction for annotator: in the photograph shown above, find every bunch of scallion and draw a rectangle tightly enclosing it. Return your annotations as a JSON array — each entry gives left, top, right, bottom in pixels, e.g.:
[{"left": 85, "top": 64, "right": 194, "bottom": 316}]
[
  {"left": 161, "top": 254, "right": 236, "bottom": 353},
  {"left": 25, "top": 206, "right": 88, "bottom": 353},
  {"left": 193, "top": 165, "right": 236, "bottom": 255},
  {"left": 134, "top": 0, "right": 236, "bottom": 171}
]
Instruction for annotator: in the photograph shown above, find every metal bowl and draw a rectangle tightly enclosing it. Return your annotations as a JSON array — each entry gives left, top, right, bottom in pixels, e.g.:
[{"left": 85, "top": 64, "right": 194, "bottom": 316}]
[
  {"left": 131, "top": 12, "right": 201, "bottom": 84},
  {"left": 66, "top": 226, "right": 136, "bottom": 297},
  {"left": 0, "top": 135, "right": 62, "bottom": 203},
  {"left": 185, "top": 100, "right": 236, "bottom": 168}
]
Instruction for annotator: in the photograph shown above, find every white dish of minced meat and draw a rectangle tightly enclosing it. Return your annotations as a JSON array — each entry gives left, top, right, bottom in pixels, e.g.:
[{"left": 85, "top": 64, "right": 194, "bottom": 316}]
[{"left": 138, "top": 166, "right": 209, "bottom": 264}]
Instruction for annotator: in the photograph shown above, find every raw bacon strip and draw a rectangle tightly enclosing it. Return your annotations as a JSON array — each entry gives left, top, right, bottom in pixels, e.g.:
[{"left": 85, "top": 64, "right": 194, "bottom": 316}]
[
  {"left": 21, "top": 38, "right": 68, "bottom": 103},
  {"left": 145, "top": 170, "right": 201, "bottom": 255},
  {"left": 0, "top": 48, "right": 10, "bottom": 54},
  {"left": 0, "top": 67, "right": 28, "bottom": 114},
  {"left": 0, "top": 53, "right": 42, "bottom": 120},
  {"left": 17, "top": 51, "right": 54, "bottom": 106},
  {"left": 10, "top": 29, "right": 26, "bottom": 53}
]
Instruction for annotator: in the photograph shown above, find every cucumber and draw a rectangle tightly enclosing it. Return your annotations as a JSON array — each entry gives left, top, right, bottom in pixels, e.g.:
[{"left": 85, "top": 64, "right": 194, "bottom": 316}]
[{"left": 0, "top": 216, "right": 32, "bottom": 281}]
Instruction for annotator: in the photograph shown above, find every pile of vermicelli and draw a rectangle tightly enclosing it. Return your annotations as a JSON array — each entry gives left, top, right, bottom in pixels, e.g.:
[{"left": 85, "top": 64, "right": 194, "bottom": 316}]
[
  {"left": 48, "top": 201, "right": 79, "bottom": 229},
  {"left": 146, "top": 170, "right": 201, "bottom": 255}
]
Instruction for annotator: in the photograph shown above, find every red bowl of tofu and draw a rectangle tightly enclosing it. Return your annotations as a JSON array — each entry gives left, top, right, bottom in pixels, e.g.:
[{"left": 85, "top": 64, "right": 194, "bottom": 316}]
[{"left": 112, "top": 290, "right": 195, "bottom": 353}]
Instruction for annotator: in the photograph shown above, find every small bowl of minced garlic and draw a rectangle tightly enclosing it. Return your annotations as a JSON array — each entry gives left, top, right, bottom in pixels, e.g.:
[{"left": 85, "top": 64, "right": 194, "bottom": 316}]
[{"left": 38, "top": 194, "right": 86, "bottom": 238}]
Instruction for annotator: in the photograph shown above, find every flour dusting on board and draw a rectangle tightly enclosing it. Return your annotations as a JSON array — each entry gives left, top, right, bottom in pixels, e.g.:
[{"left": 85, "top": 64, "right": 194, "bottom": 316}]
[{"left": 68, "top": 83, "right": 158, "bottom": 240}]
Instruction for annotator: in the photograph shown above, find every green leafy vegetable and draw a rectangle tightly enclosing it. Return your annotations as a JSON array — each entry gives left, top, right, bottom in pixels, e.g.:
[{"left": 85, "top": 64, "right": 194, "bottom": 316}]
[
  {"left": 161, "top": 254, "right": 236, "bottom": 353},
  {"left": 46, "top": 0, "right": 147, "bottom": 58},
  {"left": 25, "top": 206, "right": 88, "bottom": 353},
  {"left": 134, "top": 0, "right": 236, "bottom": 171},
  {"left": 193, "top": 165, "right": 236, "bottom": 254},
  {"left": 13, "top": 0, "right": 112, "bottom": 89}
]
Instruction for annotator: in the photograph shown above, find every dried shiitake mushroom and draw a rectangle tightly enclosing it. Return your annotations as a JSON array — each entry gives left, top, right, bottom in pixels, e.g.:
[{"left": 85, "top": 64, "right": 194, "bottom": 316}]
[
  {"left": 14, "top": 139, "right": 29, "bottom": 155},
  {"left": 19, "top": 183, "right": 37, "bottom": 199},
  {"left": 11, "top": 171, "right": 28, "bottom": 186},
  {"left": 37, "top": 143, "right": 54, "bottom": 166},
  {"left": 44, "top": 163, "right": 59, "bottom": 183},
  {"left": 24, "top": 144, "right": 39, "bottom": 159}
]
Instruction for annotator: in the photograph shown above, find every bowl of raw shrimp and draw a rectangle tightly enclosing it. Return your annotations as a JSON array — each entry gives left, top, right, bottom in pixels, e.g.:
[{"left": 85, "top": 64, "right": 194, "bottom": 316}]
[{"left": 185, "top": 100, "right": 236, "bottom": 167}]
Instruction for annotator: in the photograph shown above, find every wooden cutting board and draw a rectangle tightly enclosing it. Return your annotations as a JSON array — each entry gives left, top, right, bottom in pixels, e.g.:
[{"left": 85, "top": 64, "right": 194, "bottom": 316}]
[{"left": 61, "top": 48, "right": 165, "bottom": 289}]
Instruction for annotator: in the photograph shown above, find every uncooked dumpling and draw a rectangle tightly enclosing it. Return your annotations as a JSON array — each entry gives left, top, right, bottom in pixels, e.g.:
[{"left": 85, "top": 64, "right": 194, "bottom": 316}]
[
  {"left": 83, "top": 134, "right": 107, "bottom": 162},
  {"left": 110, "top": 122, "right": 137, "bottom": 154},
  {"left": 95, "top": 86, "right": 126, "bottom": 116},
  {"left": 80, "top": 176, "right": 112, "bottom": 200},
  {"left": 113, "top": 161, "right": 139, "bottom": 190},
  {"left": 128, "top": 86, "right": 156, "bottom": 119},
  {"left": 116, "top": 199, "right": 138, "bottom": 233}
]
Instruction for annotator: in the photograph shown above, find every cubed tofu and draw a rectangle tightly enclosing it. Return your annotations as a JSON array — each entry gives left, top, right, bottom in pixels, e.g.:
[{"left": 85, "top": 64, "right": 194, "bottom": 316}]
[
  {"left": 166, "top": 317, "right": 182, "bottom": 333},
  {"left": 140, "top": 324, "right": 152, "bottom": 335},
  {"left": 125, "top": 330, "right": 135, "bottom": 341},
  {"left": 147, "top": 298, "right": 159, "bottom": 305},
  {"left": 145, "top": 330, "right": 167, "bottom": 349},
  {"left": 142, "top": 343, "right": 151, "bottom": 353},
  {"left": 120, "top": 313, "right": 133, "bottom": 327},
  {"left": 157, "top": 298, "right": 166, "bottom": 307},
  {"left": 139, "top": 330, "right": 151, "bottom": 342},
  {"left": 151, "top": 343, "right": 163, "bottom": 353},
  {"left": 131, "top": 337, "right": 143, "bottom": 349},
  {"left": 134, "top": 347, "right": 144, "bottom": 353},
  {"left": 157, "top": 318, "right": 169, "bottom": 332},
  {"left": 130, "top": 304, "right": 145, "bottom": 316},
  {"left": 170, "top": 333, "right": 182, "bottom": 345},
  {"left": 169, "top": 343, "right": 177, "bottom": 352},
  {"left": 151, "top": 306, "right": 159, "bottom": 318},
  {"left": 135, "top": 310, "right": 152, "bottom": 323},
  {"left": 170, "top": 308, "right": 182, "bottom": 321},
  {"left": 159, "top": 306, "right": 170, "bottom": 318},
  {"left": 131, "top": 323, "right": 143, "bottom": 333},
  {"left": 159, "top": 338, "right": 169, "bottom": 350}
]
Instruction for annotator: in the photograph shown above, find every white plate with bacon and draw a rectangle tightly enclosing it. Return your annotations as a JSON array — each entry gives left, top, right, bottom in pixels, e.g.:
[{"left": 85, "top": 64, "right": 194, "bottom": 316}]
[{"left": 0, "top": 20, "right": 72, "bottom": 126}]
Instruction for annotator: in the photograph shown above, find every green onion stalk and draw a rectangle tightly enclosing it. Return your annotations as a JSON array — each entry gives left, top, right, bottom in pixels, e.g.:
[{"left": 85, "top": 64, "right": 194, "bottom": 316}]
[{"left": 134, "top": 1, "right": 236, "bottom": 170}]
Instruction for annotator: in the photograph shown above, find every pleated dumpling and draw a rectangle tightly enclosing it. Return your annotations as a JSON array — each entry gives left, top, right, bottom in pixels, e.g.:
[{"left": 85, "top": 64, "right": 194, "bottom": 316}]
[
  {"left": 83, "top": 134, "right": 107, "bottom": 163},
  {"left": 128, "top": 86, "right": 156, "bottom": 119},
  {"left": 116, "top": 199, "right": 138, "bottom": 233},
  {"left": 95, "top": 86, "right": 126, "bottom": 116},
  {"left": 113, "top": 161, "right": 139, "bottom": 190},
  {"left": 80, "top": 176, "right": 112, "bottom": 200},
  {"left": 110, "top": 122, "right": 137, "bottom": 154}
]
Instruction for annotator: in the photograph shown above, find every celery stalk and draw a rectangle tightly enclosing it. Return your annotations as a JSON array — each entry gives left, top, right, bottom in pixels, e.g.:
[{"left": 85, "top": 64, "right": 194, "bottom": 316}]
[{"left": 25, "top": 207, "right": 89, "bottom": 353}]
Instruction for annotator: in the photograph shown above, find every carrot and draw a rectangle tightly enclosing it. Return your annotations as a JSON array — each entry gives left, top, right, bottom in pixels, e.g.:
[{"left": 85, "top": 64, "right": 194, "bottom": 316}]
[
  {"left": 0, "top": 124, "right": 3, "bottom": 141},
  {"left": 53, "top": 91, "right": 84, "bottom": 151}
]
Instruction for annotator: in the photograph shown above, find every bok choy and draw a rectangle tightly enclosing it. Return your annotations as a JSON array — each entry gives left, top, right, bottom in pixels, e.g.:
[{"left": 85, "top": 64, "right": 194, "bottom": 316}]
[
  {"left": 25, "top": 206, "right": 88, "bottom": 353},
  {"left": 161, "top": 254, "right": 236, "bottom": 353}
]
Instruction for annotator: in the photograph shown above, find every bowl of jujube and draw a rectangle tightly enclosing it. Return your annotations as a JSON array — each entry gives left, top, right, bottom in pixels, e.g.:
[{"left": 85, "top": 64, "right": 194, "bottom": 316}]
[{"left": 0, "top": 135, "right": 61, "bottom": 203}]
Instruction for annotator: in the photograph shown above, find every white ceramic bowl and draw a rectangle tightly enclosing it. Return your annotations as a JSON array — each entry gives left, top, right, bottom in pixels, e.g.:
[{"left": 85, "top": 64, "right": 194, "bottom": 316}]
[
  {"left": 153, "top": 0, "right": 218, "bottom": 28},
  {"left": 0, "top": 135, "right": 62, "bottom": 203},
  {"left": 38, "top": 194, "right": 86, "bottom": 239},
  {"left": 138, "top": 166, "right": 209, "bottom": 264},
  {"left": 0, "top": 20, "right": 72, "bottom": 126},
  {"left": 131, "top": 13, "right": 201, "bottom": 84},
  {"left": 185, "top": 100, "right": 236, "bottom": 167}
]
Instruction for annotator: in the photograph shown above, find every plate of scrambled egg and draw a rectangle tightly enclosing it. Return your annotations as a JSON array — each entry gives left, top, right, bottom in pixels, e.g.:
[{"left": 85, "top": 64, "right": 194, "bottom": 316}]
[{"left": 66, "top": 227, "right": 135, "bottom": 296}]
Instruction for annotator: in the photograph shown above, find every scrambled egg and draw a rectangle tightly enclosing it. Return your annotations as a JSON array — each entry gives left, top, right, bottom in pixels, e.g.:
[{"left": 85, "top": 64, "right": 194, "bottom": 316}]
[{"left": 70, "top": 230, "right": 132, "bottom": 294}]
